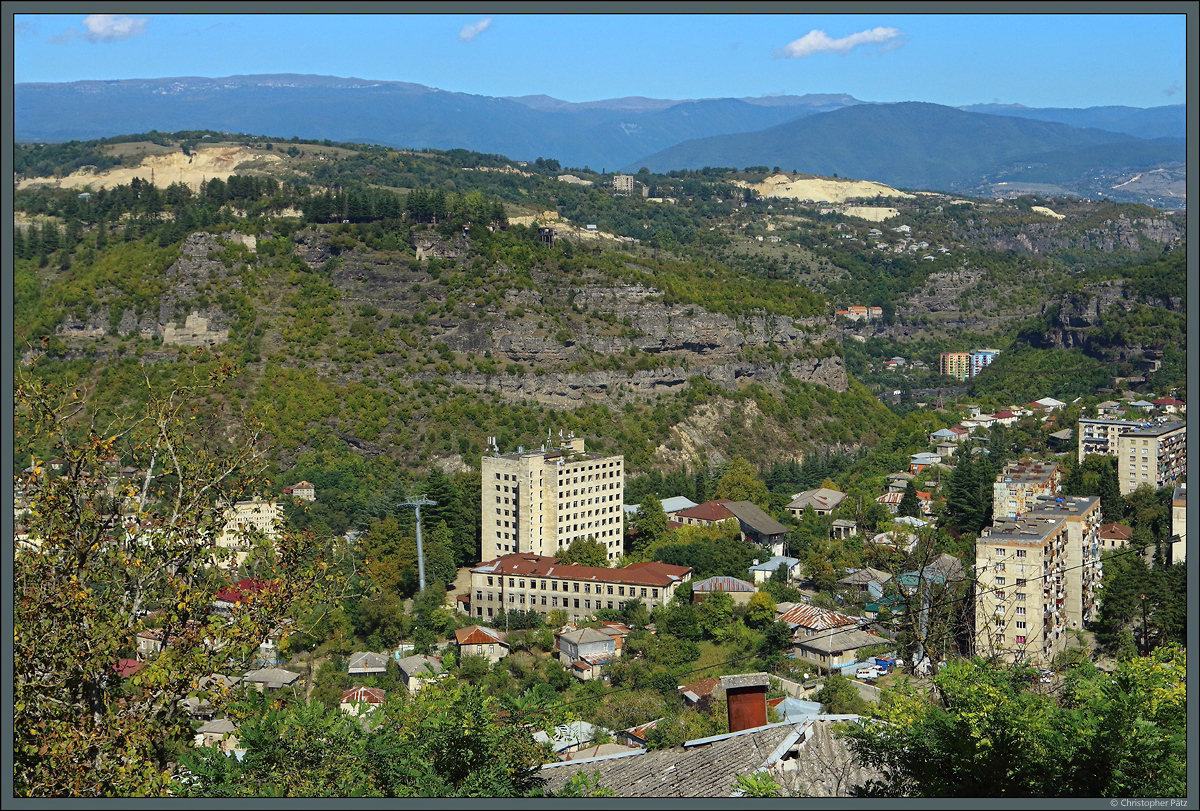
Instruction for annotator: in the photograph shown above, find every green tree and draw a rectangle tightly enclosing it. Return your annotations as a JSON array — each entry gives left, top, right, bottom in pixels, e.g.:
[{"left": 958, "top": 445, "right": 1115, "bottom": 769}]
[
  {"left": 846, "top": 648, "right": 1186, "bottom": 797},
  {"left": 178, "top": 679, "right": 551, "bottom": 796},
  {"left": 898, "top": 481, "right": 921, "bottom": 518},
  {"left": 694, "top": 589, "right": 735, "bottom": 639},
  {"left": 745, "top": 590, "right": 777, "bottom": 629},
  {"left": 630, "top": 493, "right": 669, "bottom": 556},
  {"left": 714, "top": 455, "right": 771, "bottom": 508},
  {"left": 555, "top": 536, "right": 609, "bottom": 567},
  {"left": 814, "top": 672, "right": 869, "bottom": 715}
]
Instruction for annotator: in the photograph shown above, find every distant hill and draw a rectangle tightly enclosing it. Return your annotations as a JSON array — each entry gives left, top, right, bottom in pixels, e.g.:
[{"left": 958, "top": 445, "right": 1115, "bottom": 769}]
[
  {"left": 625, "top": 102, "right": 1176, "bottom": 194},
  {"left": 14, "top": 73, "right": 858, "bottom": 172},
  {"left": 960, "top": 103, "right": 1185, "bottom": 140}
]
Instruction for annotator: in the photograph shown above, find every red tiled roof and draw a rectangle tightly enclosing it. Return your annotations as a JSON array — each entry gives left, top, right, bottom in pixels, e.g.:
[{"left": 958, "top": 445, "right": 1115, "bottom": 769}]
[
  {"left": 113, "top": 659, "right": 143, "bottom": 678},
  {"left": 679, "top": 676, "right": 720, "bottom": 698},
  {"left": 674, "top": 499, "right": 735, "bottom": 522},
  {"left": 1098, "top": 522, "right": 1133, "bottom": 540},
  {"left": 1152, "top": 398, "right": 1184, "bottom": 406},
  {"left": 214, "top": 577, "right": 270, "bottom": 604},
  {"left": 473, "top": 554, "right": 691, "bottom": 587}
]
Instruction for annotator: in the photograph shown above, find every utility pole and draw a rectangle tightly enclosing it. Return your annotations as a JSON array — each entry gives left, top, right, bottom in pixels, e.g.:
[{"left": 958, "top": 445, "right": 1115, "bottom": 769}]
[{"left": 397, "top": 496, "right": 437, "bottom": 592}]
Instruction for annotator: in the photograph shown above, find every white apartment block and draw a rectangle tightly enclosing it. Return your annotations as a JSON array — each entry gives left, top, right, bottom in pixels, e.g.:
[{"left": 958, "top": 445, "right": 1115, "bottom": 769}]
[
  {"left": 481, "top": 436, "right": 625, "bottom": 562},
  {"left": 974, "top": 495, "right": 1102, "bottom": 666},
  {"left": 216, "top": 499, "right": 283, "bottom": 564},
  {"left": 992, "top": 458, "right": 1060, "bottom": 519},
  {"left": 1117, "top": 422, "right": 1185, "bottom": 496},
  {"left": 1076, "top": 418, "right": 1144, "bottom": 463},
  {"left": 612, "top": 174, "right": 635, "bottom": 193}
]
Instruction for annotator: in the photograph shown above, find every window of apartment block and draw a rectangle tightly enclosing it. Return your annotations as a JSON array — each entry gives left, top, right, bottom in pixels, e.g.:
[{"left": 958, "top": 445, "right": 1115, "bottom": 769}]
[
  {"left": 573, "top": 599, "right": 579, "bottom": 609},
  {"left": 653, "top": 589, "right": 659, "bottom": 598},
  {"left": 607, "top": 585, "right": 613, "bottom": 595},
  {"left": 1015, "top": 621, "right": 1026, "bottom": 629},
  {"left": 573, "top": 583, "right": 580, "bottom": 592},
  {"left": 1016, "top": 592, "right": 1026, "bottom": 601},
  {"left": 1015, "top": 549, "right": 1027, "bottom": 558},
  {"left": 487, "top": 577, "right": 493, "bottom": 586},
  {"left": 1015, "top": 635, "right": 1026, "bottom": 645},
  {"left": 640, "top": 588, "right": 647, "bottom": 597},
  {"left": 1016, "top": 606, "right": 1025, "bottom": 615}
]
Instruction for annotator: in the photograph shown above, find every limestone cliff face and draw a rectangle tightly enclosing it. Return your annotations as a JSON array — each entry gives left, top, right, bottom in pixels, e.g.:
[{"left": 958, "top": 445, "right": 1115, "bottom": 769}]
[
  {"left": 419, "top": 355, "right": 846, "bottom": 408},
  {"left": 56, "top": 231, "right": 245, "bottom": 341},
  {"left": 948, "top": 215, "right": 1183, "bottom": 255},
  {"left": 1038, "top": 276, "right": 1183, "bottom": 352},
  {"left": 51, "top": 230, "right": 848, "bottom": 409}
]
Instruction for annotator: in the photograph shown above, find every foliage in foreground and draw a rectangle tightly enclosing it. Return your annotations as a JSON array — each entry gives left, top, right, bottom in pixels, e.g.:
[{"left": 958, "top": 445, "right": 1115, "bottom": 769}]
[
  {"left": 845, "top": 648, "right": 1186, "bottom": 797},
  {"left": 176, "top": 680, "right": 551, "bottom": 797},
  {"left": 13, "top": 364, "right": 340, "bottom": 796}
]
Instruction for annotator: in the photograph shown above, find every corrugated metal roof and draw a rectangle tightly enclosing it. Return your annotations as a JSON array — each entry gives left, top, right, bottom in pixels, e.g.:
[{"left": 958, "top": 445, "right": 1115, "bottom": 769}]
[
  {"left": 776, "top": 604, "right": 859, "bottom": 631},
  {"left": 692, "top": 575, "right": 756, "bottom": 592}
]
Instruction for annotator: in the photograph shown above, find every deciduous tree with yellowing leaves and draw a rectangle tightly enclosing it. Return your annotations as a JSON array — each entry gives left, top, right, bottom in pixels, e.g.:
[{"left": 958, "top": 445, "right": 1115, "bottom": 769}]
[{"left": 13, "top": 362, "right": 341, "bottom": 796}]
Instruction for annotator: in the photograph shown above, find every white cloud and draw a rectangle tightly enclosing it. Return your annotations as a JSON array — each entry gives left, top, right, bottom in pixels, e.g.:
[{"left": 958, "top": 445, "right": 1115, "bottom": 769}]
[
  {"left": 780, "top": 26, "right": 903, "bottom": 58},
  {"left": 82, "top": 14, "right": 149, "bottom": 42},
  {"left": 459, "top": 17, "right": 492, "bottom": 43}
]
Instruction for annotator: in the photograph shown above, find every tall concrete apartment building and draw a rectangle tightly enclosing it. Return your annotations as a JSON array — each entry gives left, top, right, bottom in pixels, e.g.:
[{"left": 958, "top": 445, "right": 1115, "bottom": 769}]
[
  {"left": 1076, "top": 418, "right": 1145, "bottom": 463},
  {"left": 938, "top": 352, "right": 971, "bottom": 381},
  {"left": 992, "top": 458, "right": 1061, "bottom": 520},
  {"left": 938, "top": 349, "right": 1000, "bottom": 381},
  {"left": 969, "top": 348, "right": 1001, "bottom": 377},
  {"left": 481, "top": 435, "right": 625, "bottom": 563},
  {"left": 1117, "top": 421, "right": 1186, "bottom": 496},
  {"left": 974, "top": 495, "right": 1102, "bottom": 665},
  {"left": 612, "top": 174, "right": 635, "bottom": 194}
]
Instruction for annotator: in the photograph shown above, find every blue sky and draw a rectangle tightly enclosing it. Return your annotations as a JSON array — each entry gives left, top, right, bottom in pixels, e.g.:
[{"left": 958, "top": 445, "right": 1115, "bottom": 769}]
[{"left": 12, "top": 11, "right": 1188, "bottom": 109}]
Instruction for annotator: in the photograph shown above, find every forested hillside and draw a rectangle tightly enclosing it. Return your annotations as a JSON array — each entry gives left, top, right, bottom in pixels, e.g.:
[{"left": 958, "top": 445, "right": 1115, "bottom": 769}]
[{"left": 14, "top": 132, "right": 1185, "bottom": 538}]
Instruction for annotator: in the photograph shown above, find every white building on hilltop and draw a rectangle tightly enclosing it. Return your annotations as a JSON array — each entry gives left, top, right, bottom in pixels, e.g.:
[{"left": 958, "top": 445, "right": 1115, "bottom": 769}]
[{"left": 481, "top": 435, "right": 625, "bottom": 562}]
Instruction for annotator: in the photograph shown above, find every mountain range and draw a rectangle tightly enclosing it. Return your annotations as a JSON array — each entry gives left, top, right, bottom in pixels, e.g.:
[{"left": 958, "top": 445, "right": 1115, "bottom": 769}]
[{"left": 14, "top": 73, "right": 1185, "bottom": 204}]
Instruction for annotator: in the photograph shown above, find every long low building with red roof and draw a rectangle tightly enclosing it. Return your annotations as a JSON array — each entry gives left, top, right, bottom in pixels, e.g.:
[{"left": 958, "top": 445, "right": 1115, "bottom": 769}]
[{"left": 466, "top": 554, "right": 691, "bottom": 623}]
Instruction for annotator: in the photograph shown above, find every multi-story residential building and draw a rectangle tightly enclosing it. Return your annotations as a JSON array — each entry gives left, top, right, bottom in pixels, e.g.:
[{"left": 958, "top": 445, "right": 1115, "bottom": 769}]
[
  {"left": 1076, "top": 418, "right": 1145, "bottom": 463},
  {"left": 974, "top": 495, "right": 1102, "bottom": 665},
  {"left": 1171, "top": 484, "right": 1186, "bottom": 565},
  {"left": 480, "top": 435, "right": 625, "bottom": 562},
  {"left": 969, "top": 348, "right": 1001, "bottom": 377},
  {"left": 216, "top": 499, "right": 282, "bottom": 564},
  {"left": 1117, "top": 422, "right": 1186, "bottom": 496},
  {"left": 466, "top": 553, "right": 690, "bottom": 623},
  {"left": 992, "top": 458, "right": 1061, "bottom": 519},
  {"left": 612, "top": 174, "right": 635, "bottom": 194},
  {"left": 938, "top": 352, "right": 971, "bottom": 381}
]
